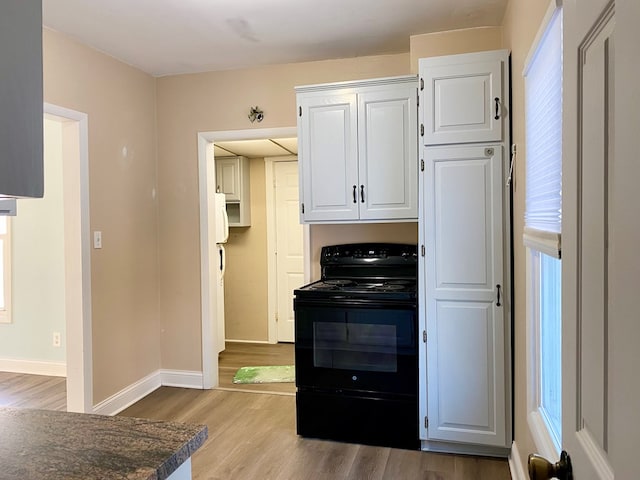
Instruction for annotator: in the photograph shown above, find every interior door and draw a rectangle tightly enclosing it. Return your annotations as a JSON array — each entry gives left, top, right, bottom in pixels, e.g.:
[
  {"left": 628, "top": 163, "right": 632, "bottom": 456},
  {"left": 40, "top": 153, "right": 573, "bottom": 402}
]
[
  {"left": 274, "top": 161, "right": 304, "bottom": 343},
  {"left": 551, "top": 0, "right": 638, "bottom": 478}
]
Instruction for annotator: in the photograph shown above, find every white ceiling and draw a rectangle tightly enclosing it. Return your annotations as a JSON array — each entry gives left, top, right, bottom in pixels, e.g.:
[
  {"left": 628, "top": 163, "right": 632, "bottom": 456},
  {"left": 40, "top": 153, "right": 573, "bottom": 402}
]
[
  {"left": 214, "top": 138, "right": 297, "bottom": 159},
  {"left": 42, "top": 0, "right": 508, "bottom": 77},
  {"left": 42, "top": 0, "right": 506, "bottom": 157}
]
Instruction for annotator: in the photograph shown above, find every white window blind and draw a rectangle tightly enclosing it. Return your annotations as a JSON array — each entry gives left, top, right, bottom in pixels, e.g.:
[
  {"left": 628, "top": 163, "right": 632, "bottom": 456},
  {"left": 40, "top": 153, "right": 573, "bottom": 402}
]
[{"left": 523, "top": 8, "right": 563, "bottom": 258}]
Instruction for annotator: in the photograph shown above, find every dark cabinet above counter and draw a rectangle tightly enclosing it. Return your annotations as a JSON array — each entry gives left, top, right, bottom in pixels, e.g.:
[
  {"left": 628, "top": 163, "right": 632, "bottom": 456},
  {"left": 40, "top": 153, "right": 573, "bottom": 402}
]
[{"left": 0, "top": 0, "right": 44, "bottom": 199}]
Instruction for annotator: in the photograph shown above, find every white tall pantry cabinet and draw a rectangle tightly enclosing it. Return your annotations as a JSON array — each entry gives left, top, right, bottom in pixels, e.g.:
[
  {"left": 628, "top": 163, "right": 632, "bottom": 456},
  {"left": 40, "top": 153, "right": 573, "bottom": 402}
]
[{"left": 418, "top": 50, "right": 512, "bottom": 455}]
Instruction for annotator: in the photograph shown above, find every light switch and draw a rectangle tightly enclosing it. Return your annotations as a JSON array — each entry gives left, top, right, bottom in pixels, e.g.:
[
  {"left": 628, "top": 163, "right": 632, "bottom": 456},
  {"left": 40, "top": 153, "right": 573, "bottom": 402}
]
[{"left": 93, "top": 231, "right": 102, "bottom": 249}]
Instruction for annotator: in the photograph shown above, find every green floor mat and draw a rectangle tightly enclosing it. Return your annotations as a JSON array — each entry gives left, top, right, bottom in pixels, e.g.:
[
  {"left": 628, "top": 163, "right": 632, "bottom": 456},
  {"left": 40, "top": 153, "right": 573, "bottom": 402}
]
[{"left": 232, "top": 365, "right": 295, "bottom": 384}]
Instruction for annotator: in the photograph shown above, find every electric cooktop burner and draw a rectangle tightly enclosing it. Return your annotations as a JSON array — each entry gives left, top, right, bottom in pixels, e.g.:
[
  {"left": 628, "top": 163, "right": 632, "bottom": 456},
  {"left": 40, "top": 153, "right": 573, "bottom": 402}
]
[
  {"left": 294, "top": 243, "right": 418, "bottom": 301},
  {"left": 324, "top": 279, "right": 354, "bottom": 286}
]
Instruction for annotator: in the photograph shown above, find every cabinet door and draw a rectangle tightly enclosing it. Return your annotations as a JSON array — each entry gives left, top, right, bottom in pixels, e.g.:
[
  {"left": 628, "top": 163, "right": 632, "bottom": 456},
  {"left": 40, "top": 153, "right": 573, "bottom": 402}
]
[
  {"left": 298, "top": 93, "right": 358, "bottom": 222},
  {"left": 421, "top": 51, "right": 506, "bottom": 145},
  {"left": 422, "top": 144, "right": 506, "bottom": 447},
  {"left": 358, "top": 84, "right": 418, "bottom": 220},
  {"left": 216, "top": 158, "right": 241, "bottom": 202},
  {"left": 0, "top": 0, "right": 43, "bottom": 197}
]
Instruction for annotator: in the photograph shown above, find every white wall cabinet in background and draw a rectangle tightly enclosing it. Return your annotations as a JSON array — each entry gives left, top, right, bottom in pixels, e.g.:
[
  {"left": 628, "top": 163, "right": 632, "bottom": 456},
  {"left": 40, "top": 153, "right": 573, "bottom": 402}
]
[
  {"left": 422, "top": 50, "right": 507, "bottom": 145},
  {"left": 296, "top": 76, "right": 418, "bottom": 223},
  {"left": 216, "top": 156, "right": 251, "bottom": 227},
  {"left": 0, "top": 0, "right": 44, "bottom": 198},
  {"left": 418, "top": 49, "right": 511, "bottom": 456}
]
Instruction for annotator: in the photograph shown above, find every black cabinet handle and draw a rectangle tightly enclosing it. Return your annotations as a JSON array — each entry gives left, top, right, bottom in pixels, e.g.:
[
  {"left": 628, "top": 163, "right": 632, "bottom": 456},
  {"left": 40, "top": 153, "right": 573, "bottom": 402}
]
[
  {"left": 496, "top": 284, "right": 502, "bottom": 307},
  {"left": 360, "top": 185, "right": 365, "bottom": 203},
  {"left": 352, "top": 185, "right": 357, "bottom": 203},
  {"left": 494, "top": 97, "right": 500, "bottom": 120}
]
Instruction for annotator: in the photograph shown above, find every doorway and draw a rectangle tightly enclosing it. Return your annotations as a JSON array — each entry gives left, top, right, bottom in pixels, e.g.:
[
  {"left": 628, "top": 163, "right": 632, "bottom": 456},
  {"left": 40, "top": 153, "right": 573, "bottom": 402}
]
[
  {"left": 0, "top": 107, "right": 91, "bottom": 412},
  {"left": 44, "top": 104, "right": 93, "bottom": 413},
  {"left": 197, "top": 127, "right": 309, "bottom": 389}
]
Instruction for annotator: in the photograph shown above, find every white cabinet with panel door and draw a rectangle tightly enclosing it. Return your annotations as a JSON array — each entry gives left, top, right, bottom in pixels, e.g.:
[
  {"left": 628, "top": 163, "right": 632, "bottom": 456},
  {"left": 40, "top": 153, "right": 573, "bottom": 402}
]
[
  {"left": 421, "top": 50, "right": 508, "bottom": 145},
  {"left": 421, "top": 144, "right": 507, "bottom": 449},
  {"left": 418, "top": 49, "right": 512, "bottom": 456},
  {"left": 215, "top": 156, "right": 251, "bottom": 227},
  {"left": 296, "top": 76, "right": 418, "bottom": 223}
]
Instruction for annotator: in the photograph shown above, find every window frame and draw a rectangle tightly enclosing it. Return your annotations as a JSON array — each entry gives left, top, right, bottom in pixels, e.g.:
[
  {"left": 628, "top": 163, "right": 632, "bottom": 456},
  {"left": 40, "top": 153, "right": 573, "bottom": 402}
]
[{"left": 524, "top": 0, "right": 564, "bottom": 460}]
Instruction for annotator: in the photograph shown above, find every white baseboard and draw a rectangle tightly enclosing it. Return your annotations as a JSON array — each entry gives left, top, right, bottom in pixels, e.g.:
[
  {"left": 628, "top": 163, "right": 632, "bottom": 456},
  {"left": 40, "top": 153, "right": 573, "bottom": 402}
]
[
  {"left": 93, "top": 370, "right": 162, "bottom": 416},
  {"left": 92, "top": 369, "right": 204, "bottom": 416},
  {"left": 0, "top": 358, "right": 66, "bottom": 377},
  {"left": 225, "top": 339, "right": 273, "bottom": 344},
  {"left": 160, "top": 369, "right": 203, "bottom": 389},
  {"left": 509, "top": 440, "right": 528, "bottom": 480}
]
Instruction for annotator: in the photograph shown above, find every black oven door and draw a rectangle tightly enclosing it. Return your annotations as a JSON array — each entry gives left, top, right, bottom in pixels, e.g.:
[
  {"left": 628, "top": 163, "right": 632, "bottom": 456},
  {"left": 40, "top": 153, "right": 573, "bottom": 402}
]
[{"left": 294, "top": 297, "right": 417, "bottom": 397}]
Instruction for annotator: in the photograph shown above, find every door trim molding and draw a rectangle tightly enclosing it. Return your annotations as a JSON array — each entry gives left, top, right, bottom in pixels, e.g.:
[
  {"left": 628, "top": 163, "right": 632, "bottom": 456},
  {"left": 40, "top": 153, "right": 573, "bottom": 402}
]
[
  {"left": 508, "top": 441, "right": 528, "bottom": 480},
  {"left": 44, "top": 103, "right": 93, "bottom": 414}
]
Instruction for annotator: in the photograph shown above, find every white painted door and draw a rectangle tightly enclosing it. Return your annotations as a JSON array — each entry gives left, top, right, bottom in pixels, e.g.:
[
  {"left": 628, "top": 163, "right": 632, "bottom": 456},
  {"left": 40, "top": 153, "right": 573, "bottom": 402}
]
[
  {"left": 358, "top": 83, "right": 418, "bottom": 220},
  {"left": 298, "top": 93, "right": 359, "bottom": 222},
  {"left": 422, "top": 144, "right": 506, "bottom": 447},
  {"left": 274, "top": 161, "right": 304, "bottom": 343},
  {"left": 555, "top": 0, "right": 639, "bottom": 477},
  {"left": 421, "top": 50, "right": 507, "bottom": 145}
]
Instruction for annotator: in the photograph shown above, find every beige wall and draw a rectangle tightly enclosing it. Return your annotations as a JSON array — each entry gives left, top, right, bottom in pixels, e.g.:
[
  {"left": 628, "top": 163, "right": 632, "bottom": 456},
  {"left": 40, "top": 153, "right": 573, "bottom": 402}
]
[
  {"left": 156, "top": 26, "right": 506, "bottom": 358},
  {"left": 39, "top": 14, "right": 536, "bottom": 435},
  {"left": 501, "top": 0, "right": 550, "bottom": 473},
  {"left": 309, "top": 224, "right": 418, "bottom": 280},
  {"left": 156, "top": 54, "right": 412, "bottom": 367},
  {"left": 409, "top": 27, "right": 504, "bottom": 72},
  {"left": 224, "top": 158, "right": 269, "bottom": 342},
  {"left": 43, "top": 29, "right": 160, "bottom": 404}
]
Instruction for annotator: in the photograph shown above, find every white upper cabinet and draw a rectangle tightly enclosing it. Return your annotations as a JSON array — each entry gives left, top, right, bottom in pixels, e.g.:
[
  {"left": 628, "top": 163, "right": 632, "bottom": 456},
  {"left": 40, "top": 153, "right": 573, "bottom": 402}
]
[
  {"left": 0, "top": 0, "right": 43, "bottom": 198},
  {"left": 296, "top": 76, "right": 418, "bottom": 223},
  {"left": 215, "top": 156, "right": 251, "bottom": 227},
  {"left": 297, "top": 92, "right": 359, "bottom": 222},
  {"left": 420, "top": 50, "right": 508, "bottom": 145},
  {"left": 216, "top": 156, "right": 246, "bottom": 203}
]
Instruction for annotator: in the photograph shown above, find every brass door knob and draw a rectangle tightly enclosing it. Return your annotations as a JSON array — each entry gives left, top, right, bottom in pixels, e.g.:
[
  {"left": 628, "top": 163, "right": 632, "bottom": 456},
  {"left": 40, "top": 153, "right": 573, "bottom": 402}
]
[{"left": 528, "top": 450, "right": 573, "bottom": 480}]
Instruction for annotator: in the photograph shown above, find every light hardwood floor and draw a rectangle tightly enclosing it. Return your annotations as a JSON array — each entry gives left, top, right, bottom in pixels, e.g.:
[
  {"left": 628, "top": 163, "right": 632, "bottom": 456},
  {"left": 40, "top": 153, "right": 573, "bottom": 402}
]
[
  {"left": 0, "top": 344, "right": 512, "bottom": 479},
  {"left": 217, "top": 341, "right": 295, "bottom": 395},
  {"left": 0, "top": 371, "right": 66, "bottom": 411}
]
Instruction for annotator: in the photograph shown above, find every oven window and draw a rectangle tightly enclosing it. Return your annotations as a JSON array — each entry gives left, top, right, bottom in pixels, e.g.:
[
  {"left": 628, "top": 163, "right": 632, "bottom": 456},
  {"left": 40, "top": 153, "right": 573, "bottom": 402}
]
[{"left": 313, "top": 322, "right": 398, "bottom": 373}]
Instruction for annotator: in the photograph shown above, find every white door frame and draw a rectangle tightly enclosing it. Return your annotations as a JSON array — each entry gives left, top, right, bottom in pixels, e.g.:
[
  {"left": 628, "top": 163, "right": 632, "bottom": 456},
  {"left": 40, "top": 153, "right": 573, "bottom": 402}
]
[
  {"left": 197, "top": 127, "right": 307, "bottom": 388},
  {"left": 44, "top": 103, "right": 93, "bottom": 413},
  {"left": 265, "top": 156, "right": 310, "bottom": 344}
]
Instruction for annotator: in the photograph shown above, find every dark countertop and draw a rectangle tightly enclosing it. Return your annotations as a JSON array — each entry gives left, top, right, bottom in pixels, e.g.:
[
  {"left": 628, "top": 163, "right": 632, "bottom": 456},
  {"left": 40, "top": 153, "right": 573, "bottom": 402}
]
[{"left": 0, "top": 407, "right": 208, "bottom": 480}]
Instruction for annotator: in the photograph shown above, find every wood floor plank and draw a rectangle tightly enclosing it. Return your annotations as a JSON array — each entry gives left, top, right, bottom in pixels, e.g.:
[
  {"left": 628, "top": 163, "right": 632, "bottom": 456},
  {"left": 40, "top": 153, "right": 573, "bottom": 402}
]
[
  {"left": 217, "top": 342, "right": 296, "bottom": 395},
  {"left": 1, "top": 344, "right": 512, "bottom": 479}
]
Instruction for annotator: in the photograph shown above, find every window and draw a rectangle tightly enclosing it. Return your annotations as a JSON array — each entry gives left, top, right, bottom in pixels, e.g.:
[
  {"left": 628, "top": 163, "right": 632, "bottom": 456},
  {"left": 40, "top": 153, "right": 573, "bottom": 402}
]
[
  {"left": 0, "top": 216, "right": 11, "bottom": 323},
  {"left": 524, "top": 2, "right": 563, "bottom": 456}
]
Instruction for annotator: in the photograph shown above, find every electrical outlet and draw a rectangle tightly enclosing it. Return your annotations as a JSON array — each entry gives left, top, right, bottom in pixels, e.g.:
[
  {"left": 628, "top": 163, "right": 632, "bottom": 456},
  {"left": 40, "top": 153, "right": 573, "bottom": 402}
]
[{"left": 53, "top": 332, "right": 61, "bottom": 348}]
